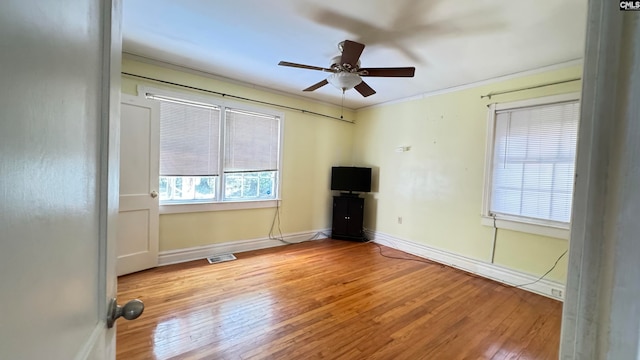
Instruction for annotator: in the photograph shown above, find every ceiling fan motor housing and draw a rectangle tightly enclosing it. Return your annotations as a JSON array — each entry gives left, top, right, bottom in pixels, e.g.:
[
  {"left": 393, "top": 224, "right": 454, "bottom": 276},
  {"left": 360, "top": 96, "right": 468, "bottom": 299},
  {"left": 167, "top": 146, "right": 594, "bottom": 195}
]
[{"left": 331, "top": 55, "right": 360, "bottom": 72}]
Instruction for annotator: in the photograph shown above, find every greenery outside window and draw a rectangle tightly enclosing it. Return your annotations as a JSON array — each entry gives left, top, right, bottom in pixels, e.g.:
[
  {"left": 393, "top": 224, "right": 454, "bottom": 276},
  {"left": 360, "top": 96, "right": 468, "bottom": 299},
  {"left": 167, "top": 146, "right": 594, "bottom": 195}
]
[{"left": 149, "top": 91, "right": 282, "bottom": 212}]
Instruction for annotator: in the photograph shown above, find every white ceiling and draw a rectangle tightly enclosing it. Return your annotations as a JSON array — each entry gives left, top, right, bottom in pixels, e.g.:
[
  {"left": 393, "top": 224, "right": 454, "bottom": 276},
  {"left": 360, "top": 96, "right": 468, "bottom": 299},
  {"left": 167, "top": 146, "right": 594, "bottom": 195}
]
[{"left": 122, "top": 0, "right": 587, "bottom": 109}]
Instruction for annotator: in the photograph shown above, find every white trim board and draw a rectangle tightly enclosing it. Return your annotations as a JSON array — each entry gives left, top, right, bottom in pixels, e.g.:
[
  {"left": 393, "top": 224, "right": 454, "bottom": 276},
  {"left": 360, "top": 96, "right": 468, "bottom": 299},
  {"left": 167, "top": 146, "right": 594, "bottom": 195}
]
[
  {"left": 123, "top": 53, "right": 582, "bottom": 112},
  {"left": 359, "top": 59, "right": 583, "bottom": 111},
  {"left": 122, "top": 53, "right": 350, "bottom": 112},
  {"left": 158, "top": 228, "right": 330, "bottom": 266},
  {"left": 366, "top": 229, "right": 565, "bottom": 301},
  {"left": 480, "top": 216, "right": 569, "bottom": 240}
]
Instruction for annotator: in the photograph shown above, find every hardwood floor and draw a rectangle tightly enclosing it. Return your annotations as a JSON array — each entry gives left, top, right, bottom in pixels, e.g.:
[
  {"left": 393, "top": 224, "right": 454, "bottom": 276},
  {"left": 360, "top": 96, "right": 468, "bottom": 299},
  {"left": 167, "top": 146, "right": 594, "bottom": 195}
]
[{"left": 116, "top": 239, "right": 562, "bottom": 359}]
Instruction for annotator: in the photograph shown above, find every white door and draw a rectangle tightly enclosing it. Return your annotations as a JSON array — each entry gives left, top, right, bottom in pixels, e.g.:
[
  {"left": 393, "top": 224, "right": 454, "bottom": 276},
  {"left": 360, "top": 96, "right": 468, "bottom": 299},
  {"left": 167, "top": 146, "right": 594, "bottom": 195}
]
[
  {"left": 0, "top": 0, "right": 123, "bottom": 359},
  {"left": 117, "top": 95, "right": 160, "bottom": 276}
]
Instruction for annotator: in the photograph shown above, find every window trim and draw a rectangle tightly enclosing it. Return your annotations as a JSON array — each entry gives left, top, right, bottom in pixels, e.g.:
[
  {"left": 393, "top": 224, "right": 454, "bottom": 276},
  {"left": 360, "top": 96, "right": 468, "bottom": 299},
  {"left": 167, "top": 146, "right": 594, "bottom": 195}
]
[
  {"left": 138, "top": 85, "right": 284, "bottom": 213},
  {"left": 160, "top": 199, "right": 280, "bottom": 214},
  {"left": 481, "top": 92, "right": 580, "bottom": 239}
]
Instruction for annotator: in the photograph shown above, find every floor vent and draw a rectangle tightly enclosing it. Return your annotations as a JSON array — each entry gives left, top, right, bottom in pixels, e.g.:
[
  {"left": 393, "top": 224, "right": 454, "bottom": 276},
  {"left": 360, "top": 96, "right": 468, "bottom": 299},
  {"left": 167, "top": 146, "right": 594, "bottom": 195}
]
[{"left": 206, "top": 254, "right": 237, "bottom": 264}]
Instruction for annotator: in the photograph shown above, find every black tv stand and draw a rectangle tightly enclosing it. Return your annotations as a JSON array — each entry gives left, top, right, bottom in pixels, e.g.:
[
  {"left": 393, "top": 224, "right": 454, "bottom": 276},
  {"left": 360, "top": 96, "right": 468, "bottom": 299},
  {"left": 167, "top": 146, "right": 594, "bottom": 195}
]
[{"left": 331, "top": 194, "right": 366, "bottom": 242}]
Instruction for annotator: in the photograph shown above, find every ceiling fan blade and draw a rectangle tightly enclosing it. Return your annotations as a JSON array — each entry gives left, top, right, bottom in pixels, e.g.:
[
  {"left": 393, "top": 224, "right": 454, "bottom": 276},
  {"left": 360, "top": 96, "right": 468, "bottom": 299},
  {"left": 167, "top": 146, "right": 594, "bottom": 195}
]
[
  {"left": 360, "top": 67, "right": 416, "bottom": 77},
  {"left": 278, "top": 61, "right": 333, "bottom": 72},
  {"left": 340, "top": 40, "right": 365, "bottom": 69},
  {"left": 354, "top": 81, "right": 376, "bottom": 97},
  {"left": 303, "top": 79, "right": 329, "bottom": 92}
]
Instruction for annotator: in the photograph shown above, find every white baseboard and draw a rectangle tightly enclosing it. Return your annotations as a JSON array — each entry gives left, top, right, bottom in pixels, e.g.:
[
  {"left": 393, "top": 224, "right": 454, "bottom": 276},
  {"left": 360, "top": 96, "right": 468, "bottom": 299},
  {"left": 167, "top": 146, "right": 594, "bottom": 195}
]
[
  {"left": 366, "top": 229, "right": 565, "bottom": 301},
  {"left": 158, "top": 228, "right": 330, "bottom": 266}
]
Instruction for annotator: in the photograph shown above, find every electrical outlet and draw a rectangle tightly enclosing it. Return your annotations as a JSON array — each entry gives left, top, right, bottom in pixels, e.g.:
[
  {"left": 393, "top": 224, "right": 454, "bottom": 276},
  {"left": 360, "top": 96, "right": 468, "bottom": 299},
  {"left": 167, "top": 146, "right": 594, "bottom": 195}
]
[
  {"left": 397, "top": 216, "right": 403, "bottom": 224},
  {"left": 551, "top": 289, "right": 563, "bottom": 298}
]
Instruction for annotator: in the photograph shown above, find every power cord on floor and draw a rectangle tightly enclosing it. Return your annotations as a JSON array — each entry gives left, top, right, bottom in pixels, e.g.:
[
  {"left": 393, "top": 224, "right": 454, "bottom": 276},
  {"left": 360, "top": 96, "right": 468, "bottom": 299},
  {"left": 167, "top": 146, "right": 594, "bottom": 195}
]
[
  {"left": 268, "top": 200, "right": 331, "bottom": 244},
  {"left": 506, "top": 250, "right": 568, "bottom": 290},
  {"left": 363, "top": 238, "right": 568, "bottom": 292},
  {"left": 485, "top": 215, "right": 567, "bottom": 292},
  {"left": 454, "top": 249, "right": 568, "bottom": 303},
  {"left": 363, "top": 239, "right": 444, "bottom": 268}
]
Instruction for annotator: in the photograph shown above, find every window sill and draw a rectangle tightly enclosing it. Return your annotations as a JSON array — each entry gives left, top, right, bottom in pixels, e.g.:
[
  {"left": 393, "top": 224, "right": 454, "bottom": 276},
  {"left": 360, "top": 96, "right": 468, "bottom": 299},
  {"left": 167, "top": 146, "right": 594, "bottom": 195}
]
[
  {"left": 480, "top": 215, "right": 570, "bottom": 240},
  {"left": 160, "top": 199, "right": 279, "bottom": 214}
]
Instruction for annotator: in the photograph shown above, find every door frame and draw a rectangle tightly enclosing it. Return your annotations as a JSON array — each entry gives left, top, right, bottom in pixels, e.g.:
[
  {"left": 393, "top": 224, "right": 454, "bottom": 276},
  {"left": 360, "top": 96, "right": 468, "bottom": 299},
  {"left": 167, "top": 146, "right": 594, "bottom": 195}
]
[
  {"left": 77, "top": 0, "right": 122, "bottom": 358},
  {"left": 560, "top": 3, "right": 640, "bottom": 359}
]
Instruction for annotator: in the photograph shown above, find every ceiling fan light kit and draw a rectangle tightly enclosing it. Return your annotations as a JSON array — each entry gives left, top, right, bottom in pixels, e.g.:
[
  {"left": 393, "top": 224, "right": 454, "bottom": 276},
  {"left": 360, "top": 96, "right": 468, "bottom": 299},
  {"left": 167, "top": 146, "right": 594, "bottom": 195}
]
[
  {"left": 278, "top": 39, "right": 415, "bottom": 97},
  {"left": 327, "top": 72, "right": 362, "bottom": 91}
]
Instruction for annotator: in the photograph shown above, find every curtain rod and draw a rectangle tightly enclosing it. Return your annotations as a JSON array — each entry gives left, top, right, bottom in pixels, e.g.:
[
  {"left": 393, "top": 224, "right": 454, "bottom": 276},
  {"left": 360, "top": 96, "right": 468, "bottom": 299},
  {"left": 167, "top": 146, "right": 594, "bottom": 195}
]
[
  {"left": 480, "top": 77, "right": 581, "bottom": 99},
  {"left": 121, "top": 72, "right": 354, "bottom": 124}
]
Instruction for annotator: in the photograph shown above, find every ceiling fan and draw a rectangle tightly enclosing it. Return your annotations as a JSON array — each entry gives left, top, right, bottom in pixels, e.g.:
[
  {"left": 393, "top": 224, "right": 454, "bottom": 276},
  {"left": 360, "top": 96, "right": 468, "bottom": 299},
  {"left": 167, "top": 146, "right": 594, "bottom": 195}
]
[{"left": 278, "top": 40, "right": 415, "bottom": 97}]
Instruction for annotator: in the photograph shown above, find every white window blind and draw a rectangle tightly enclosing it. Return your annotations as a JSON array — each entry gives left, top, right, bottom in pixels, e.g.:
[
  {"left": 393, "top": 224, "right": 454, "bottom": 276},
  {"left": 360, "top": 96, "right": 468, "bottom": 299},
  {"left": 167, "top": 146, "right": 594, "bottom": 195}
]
[
  {"left": 224, "top": 108, "right": 280, "bottom": 173},
  {"left": 148, "top": 88, "right": 283, "bottom": 207},
  {"left": 159, "top": 101, "right": 220, "bottom": 176},
  {"left": 490, "top": 100, "right": 579, "bottom": 223}
]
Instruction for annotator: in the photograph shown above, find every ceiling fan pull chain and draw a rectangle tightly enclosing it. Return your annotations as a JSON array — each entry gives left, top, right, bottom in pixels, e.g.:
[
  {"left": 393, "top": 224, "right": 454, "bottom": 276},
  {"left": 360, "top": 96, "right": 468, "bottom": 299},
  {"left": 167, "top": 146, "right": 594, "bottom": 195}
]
[{"left": 341, "top": 90, "right": 345, "bottom": 119}]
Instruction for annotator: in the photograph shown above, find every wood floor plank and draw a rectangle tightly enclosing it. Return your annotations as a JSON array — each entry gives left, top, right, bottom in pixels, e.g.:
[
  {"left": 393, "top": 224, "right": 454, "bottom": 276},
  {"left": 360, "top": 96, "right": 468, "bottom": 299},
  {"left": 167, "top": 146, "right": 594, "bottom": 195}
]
[{"left": 116, "top": 239, "right": 562, "bottom": 359}]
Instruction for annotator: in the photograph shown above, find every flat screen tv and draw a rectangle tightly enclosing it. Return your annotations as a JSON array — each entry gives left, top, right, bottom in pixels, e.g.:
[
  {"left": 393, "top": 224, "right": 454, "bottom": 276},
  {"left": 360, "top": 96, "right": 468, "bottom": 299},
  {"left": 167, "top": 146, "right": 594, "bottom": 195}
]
[{"left": 331, "top": 166, "right": 372, "bottom": 193}]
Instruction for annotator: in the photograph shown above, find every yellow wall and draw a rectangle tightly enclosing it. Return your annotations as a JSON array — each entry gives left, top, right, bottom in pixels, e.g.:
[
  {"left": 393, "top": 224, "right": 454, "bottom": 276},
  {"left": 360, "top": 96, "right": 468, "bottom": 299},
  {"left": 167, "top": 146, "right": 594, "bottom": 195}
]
[
  {"left": 121, "top": 57, "right": 355, "bottom": 251},
  {"left": 353, "top": 66, "right": 582, "bottom": 283},
  {"left": 122, "top": 56, "right": 581, "bottom": 283}
]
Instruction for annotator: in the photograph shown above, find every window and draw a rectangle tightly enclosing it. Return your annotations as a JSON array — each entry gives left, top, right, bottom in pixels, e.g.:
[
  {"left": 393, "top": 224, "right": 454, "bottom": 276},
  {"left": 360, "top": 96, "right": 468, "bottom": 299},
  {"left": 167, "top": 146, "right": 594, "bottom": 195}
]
[
  {"left": 149, "top": 91, "right": 282, "bottom": 212},
  {"left": 159, "top": 99, "right": 220, "bottom": 202},
  {"left": 223, "top": 108, "right": 279, "bottom": 200},
  {"left": 482, "top": 93, "right": 580, "bottom": 238}
]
